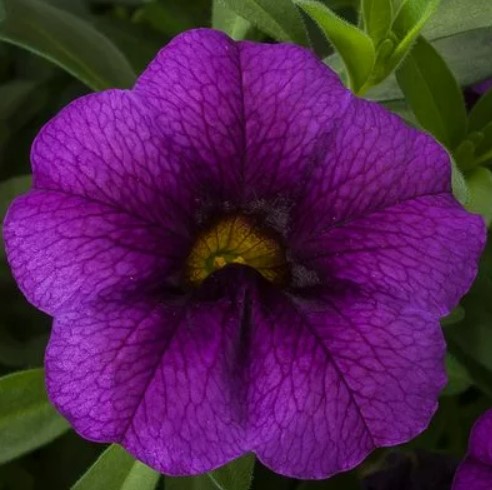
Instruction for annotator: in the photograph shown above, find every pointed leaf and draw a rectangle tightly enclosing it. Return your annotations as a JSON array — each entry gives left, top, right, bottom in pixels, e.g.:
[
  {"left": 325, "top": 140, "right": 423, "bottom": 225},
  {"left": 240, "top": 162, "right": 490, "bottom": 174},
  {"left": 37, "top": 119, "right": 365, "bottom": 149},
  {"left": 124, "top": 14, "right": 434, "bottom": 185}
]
[
  {"left": 212, "top": 0, "right": 252, "bottom": 40},
  {"left": 294, "top": 0, "right": 375, "bottom": 93},
  {"left": 208, "top": 454, "right": 255, "bottom": 490},
  {"left": 167, "top": 454, "right": 255, "bottom": 490},
  {"left": 396, "top": 36, "right": 467, "bottom": 148},
  {"left": 442, "top": 354, "right": 472, "bottom": 396},
  {"left": 219, "top": 0, "right": 309, "bottom": 45},
  {"left": 0, "top": 0, "right": 136, "bottom": 91},
  {"left": 423, "top": 0, "right": 492, "bottom": 40},
  {"left": 72, "top": 445, "right": 159, "bottom": 490},
  {"left": 466, "top": 166, "right": 492, "bottom": 226},
  {"left": 392, "top": 0, "right": 442, "bottom": 59},
  {"left": 0, "top": 368, "right": 70, "bottom": 464},
  {"left": 361, "top": 0, "right": 393, "bottom": 46},
  {"left": 469, "top": 88, "right": 492, "bottom": 133}
]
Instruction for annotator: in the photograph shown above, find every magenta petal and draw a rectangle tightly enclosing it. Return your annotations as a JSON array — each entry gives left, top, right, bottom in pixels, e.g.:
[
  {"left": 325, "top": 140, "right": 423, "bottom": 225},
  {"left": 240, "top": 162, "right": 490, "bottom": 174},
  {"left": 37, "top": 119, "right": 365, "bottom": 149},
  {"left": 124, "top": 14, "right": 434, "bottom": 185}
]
[
  {"left": 45, "top": 295, "right": 250, "bottom": 475},
  {"left": 45, "top": 269, "right": 446, "bottom": 478},
  {"left": 237, "top": 40, "right": 350, "bottom": 198},
  {"left": 453, "top": 410, "right": 492, "bottom": 490},
  {"left": 290, "top": 98, "right": 452, "bottom": 238},
  {"left": 248, "top": 286, "right": 445, "bottom": 478},
  {"left": 299, "top": 194, "right": 485, "bottom": 316},
  {"left": 134, "top": 29, "right": 246, "bottom": 201},
  {"left": 3, "top": 191, "right": 176, "bottom": 314}
]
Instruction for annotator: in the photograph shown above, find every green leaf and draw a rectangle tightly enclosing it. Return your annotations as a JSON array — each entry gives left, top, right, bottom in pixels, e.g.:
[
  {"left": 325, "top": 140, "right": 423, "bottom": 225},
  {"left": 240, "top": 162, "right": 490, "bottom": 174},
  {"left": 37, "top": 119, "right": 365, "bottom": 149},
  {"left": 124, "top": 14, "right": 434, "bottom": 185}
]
[
  {"left": 207, "top": 453, "right": 254, "bottom": 490},
  {"left": 447, "top": 239, "right": 492, "bottom": 375},
  {"left": 423, "top": 0, "right": 492, "bottom": 40},
  {"left": 367, "top": 27, "right": 492, "bottom": 102},
  {"left": 396, "top": 36, "right": 467, "bottom": 148},
  {"left": 212, "top": 0, "right": 252, "bottom": 40},
  {"left": 0, "top": 0, "right": 136, "bottom": 91},
  {"left": 167, "top": 454, "right": 255, "bottom": 490},
  {"left": 361, "top": 0, "right": 393, "bottom": 46},
  {"left": 0, "top": 368, "right": 70, "bottom": 464},
  {"left": 294, "top": 0, "right": 375, "bottom": 93},
  {"left": 391, "top": 0, "right": 442, "bottom": 60},
  {"left": 441, "top": 305, "right": 466, "bottom": 326},
  {"left": 219, "top": 0, "right": 308, "bottom": 45},
  {"left": 0, "top": 175, "right": 32, "bottom": 260},
  {"left": 465, "top": 166, "right": 492, "bottom": 226},
  {"left": 469, "top": 88, "right": 492, "bottom": 133},
  {"left": 72, "top": 445, "right": 159, "bottom": 490},
  {"left": 451, "top": 155, "right": 469, "bottom": 205},
  {"left": 442, "top": 354, "right": 472, "bottom": 396},
  {"left": 0, "top": 80, "right": 37, "bottom": 120}
]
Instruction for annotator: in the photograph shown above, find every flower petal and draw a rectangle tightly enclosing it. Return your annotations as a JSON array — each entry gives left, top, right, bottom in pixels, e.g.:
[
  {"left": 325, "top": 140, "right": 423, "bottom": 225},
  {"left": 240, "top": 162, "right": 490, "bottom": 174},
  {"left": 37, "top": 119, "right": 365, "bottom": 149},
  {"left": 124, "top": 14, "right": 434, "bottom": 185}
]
[
  {"left": 298, "top": 194, "right": 485, "bottom": 316},
  {"left": 453, "top": 409, "right": 492, "bottom": 490},
  {"left": 3, "top": 190, "right": 178, "bottom": 315},
  {"left": 248, "top": 286, "right": 446, "bottom": 478},
  {"left": 134, "top": 29, "right": 246, "bottom": 201},
  {"left": 32, "top": 89, "right": 202, "bottom": 232},
  {"left": 45, "top": 294, "right": 251, "bottom": 475},
  {"left": 135, "top": 30, "right": 351, "bottom": 202},
  {"left": 290, "top": 98, "right": 452, "bottom": 237},
  {"left": 236, "top": 40, "right": 350, "bottom": 199}
]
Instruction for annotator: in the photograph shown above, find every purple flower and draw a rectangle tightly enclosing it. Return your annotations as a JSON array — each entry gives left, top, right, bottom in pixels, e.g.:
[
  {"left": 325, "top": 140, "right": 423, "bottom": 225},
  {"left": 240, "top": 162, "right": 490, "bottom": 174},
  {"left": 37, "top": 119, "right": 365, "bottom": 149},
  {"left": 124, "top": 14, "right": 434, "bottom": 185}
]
[
  {"left": 3, "top": 29, "right": 486, "bottom": 479},
  {"left": 453, "top": 409, "right": 492, "bottom": 490}
]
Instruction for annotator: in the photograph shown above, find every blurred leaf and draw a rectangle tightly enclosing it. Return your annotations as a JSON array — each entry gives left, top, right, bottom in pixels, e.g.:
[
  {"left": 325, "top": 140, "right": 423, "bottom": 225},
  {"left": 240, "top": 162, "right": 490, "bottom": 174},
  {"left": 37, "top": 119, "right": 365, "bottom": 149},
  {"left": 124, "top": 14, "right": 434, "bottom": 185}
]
[
  {"left": 465, "top": 166, "right": 492, "bottom": 226},
  {"left": 396, "top": 36, "right": 467, "bottom": 148},
  {"left": 442, "top": 354, "right": 472, "bottom": 396},
  {"left": 72, "top": 444, "right": 159, "bottom": 490},
  {"left": 447, "top": 337, "right": 492, "bottom": 399},
  {"left": 134, "top": 2, "right": 195, "bottom": 36},
  {"left": 44, "top": 0, "right": 89, "bottom": 16},
  {"left": 441, "top": 305, "right": 466, "bottom": 327},
  {"left": 208, "top": 454, "right": 255, "bottom": 490},
  {"left": 212, "top": 0, "right": 252, "bottom": 40},
  {"left": 367, "top": 27, "right": 492, "bottom": 102},
  {"left": 0, "top": 175, "right": 31, "bottom": 259},
  {"left": 469, "top": 88, "right": 492, "bottom": 133},
  {"left": 447, "top": 239, "right": 492, "bottom": 376},
  {"left": 0, "top": 368, "right": 70, "bottom": 464},
  {"left": 423, "top": 0, "right": 492, "bottom": 40},
  {"left": 391, "top": 0, "right": 441, "bottom": 60},
  {"left": 167, "top": 454, "right": 255, "bottom": 490},
  {"left": 0, "top": 79, "right": 37, "bottom": 120},
  {"left": 296, "top": 471, "right": 360, "bottom": 489},
  {"left": 451, "top": 155, "right": 469, "bottom": 205},
  {"left": 0, "top": 0, "right": 136, "bottom": 91},
  {"left": 361, "top": 0, "right": 392, "bottom": 46},
  {"left": 220, "top": 0, "right": 309, "bottom": 45},
  {"left": 294, "top": 0, "right": 375, "bottom": 93},
  {"left": 473, "top": 124, "right": 492, "bottom": 166},
  {"left": 93, "top": 17, "right": 162, "bottom": 73}
]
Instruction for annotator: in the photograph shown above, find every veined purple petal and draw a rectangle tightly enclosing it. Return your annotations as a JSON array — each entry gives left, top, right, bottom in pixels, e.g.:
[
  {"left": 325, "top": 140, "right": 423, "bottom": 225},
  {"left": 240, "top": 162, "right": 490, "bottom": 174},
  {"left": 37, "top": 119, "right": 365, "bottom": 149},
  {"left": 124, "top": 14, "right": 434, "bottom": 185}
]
[
  {"left": 248, "top": 283, "right": 445, "bottom": 478},
  {"left": 453, "top": 409, "right": 492, "bottom": 490},
  {"left": 46, "top": 268, "right": 445, "bottom": 478},
  {"left": 4, "top": 190, "right": 178, "bottom": 315},
  {"left": 298, "top": 194, "right": 485, "bottom": 317}
]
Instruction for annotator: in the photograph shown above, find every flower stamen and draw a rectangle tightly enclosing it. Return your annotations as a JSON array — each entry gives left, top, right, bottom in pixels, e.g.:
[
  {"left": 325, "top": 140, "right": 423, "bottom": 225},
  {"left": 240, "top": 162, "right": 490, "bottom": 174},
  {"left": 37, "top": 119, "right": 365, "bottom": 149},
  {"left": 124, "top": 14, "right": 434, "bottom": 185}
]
[{"left": 186, "top": 215, "right": 286, "bottom": 286}]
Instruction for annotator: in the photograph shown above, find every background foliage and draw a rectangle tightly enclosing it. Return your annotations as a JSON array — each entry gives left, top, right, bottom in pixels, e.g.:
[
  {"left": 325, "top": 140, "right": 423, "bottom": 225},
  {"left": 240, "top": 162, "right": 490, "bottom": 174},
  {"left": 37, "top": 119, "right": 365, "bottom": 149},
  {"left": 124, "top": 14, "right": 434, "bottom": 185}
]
[{"left": 0, "top": 0, "right": 491, "bottom": 489}]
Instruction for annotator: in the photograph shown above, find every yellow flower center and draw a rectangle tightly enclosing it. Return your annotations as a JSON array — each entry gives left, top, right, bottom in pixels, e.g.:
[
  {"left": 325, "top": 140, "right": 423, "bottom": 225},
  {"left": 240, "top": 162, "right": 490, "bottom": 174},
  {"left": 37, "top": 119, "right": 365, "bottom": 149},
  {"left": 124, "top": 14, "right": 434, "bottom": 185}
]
[{"left": 186, "top": 215, "right": 286, "bottom": 286}]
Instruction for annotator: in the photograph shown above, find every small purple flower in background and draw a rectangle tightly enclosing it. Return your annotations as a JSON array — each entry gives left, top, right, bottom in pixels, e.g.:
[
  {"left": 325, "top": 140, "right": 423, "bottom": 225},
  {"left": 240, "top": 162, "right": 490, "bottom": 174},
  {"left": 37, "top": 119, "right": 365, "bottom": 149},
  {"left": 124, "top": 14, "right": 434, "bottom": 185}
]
[
  {"left": 3, "top": 29, "right": 486, "bottom": 478},
  {"left": 453, "top": 409, "right": 492, "bottom": 490}
]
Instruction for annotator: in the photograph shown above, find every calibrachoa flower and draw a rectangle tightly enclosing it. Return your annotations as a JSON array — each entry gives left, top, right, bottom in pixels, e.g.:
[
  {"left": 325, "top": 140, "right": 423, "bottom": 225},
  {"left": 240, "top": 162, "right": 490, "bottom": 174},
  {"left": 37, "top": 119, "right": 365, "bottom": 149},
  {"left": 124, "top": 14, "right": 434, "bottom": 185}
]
[
  {"left": 3, "top": 29, "right": 486, "bottom": 478},
  {"left": 453, "top": 409, "right": 492, "bottom": 489}
]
